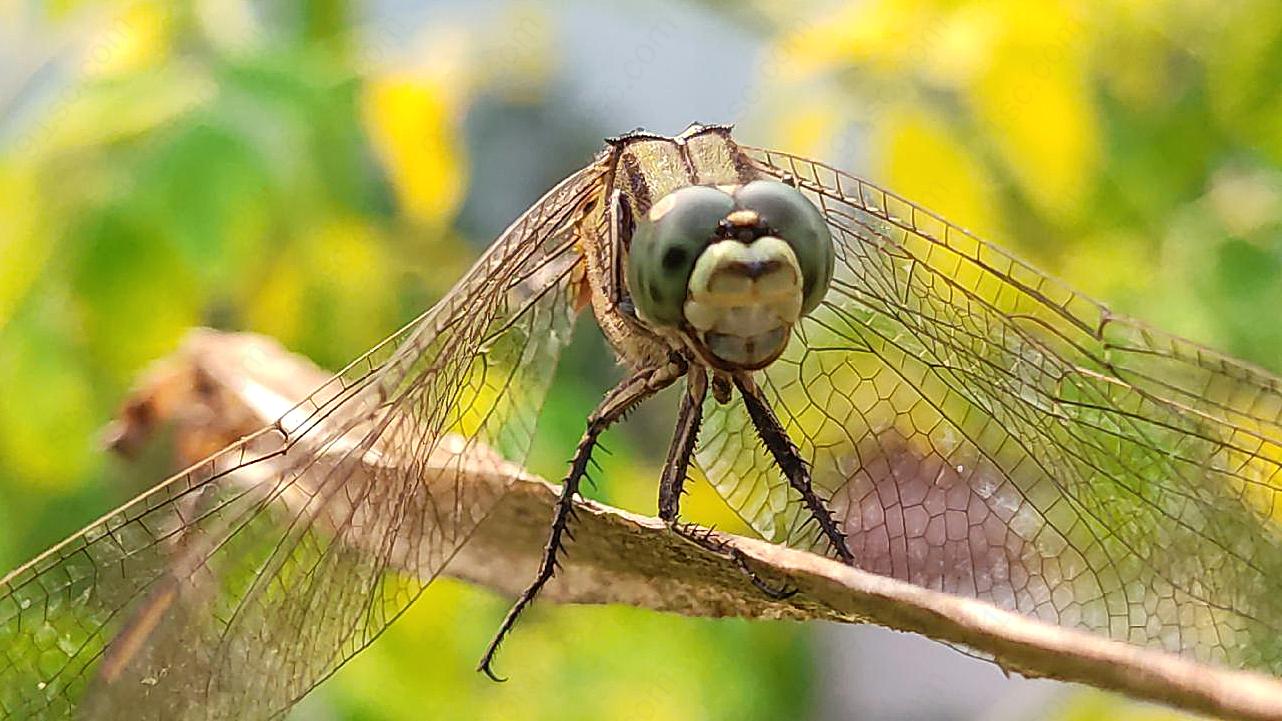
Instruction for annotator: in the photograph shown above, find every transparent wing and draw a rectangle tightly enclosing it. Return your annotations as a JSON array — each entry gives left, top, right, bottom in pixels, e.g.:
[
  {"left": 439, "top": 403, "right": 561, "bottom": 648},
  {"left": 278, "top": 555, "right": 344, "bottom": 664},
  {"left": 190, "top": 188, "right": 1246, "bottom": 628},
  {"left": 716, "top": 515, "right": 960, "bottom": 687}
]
[
  {"left": 0, "top": 164, "right": 606, "bottom": 721},
  {"left": 698, "top": 146, "right": 1282, "bottom": 673}
]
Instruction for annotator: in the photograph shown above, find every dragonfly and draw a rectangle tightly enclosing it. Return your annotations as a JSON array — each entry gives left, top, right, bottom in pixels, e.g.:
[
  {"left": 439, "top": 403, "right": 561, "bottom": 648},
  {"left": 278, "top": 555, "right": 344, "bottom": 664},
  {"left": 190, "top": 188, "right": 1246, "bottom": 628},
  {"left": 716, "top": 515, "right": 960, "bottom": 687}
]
[{"left": 3, "top": 122, "right": 1282, "bottom": 720}]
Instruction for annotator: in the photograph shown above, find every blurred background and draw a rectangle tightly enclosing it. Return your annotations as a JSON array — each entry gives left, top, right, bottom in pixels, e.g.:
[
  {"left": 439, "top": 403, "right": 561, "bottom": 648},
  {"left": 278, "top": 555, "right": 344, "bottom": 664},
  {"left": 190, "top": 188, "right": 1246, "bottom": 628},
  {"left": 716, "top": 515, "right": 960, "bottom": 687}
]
[{"left": 2, "top": 0, "right": 1281, "bottom": 719}]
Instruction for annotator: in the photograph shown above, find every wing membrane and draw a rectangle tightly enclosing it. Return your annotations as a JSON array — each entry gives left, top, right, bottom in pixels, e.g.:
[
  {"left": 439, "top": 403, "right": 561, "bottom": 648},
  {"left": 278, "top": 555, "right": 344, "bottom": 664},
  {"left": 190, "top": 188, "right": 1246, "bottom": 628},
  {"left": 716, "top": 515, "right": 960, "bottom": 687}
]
[
  {"left": 698, "top": 146, "right": 1282, "bottom": 672},
  {"left": 0, "top": 164, "right": 606, "bottom": 720}
]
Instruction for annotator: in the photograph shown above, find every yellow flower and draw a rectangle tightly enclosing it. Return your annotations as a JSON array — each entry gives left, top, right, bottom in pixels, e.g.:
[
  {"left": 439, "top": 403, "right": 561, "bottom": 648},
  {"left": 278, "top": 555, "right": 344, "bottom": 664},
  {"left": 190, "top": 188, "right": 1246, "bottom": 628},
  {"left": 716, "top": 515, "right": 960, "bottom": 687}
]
[
  {"left": 82, "top": 0, "right": 171, "bottom": 77},
  {"left": 363, "top": 73, "right": 466, "bottom": 225},
  {"left": 875, "top": 106, "right": 998, "bottom": 238},
  {"left": 966, "top": 2, "right": 1099, "bottom": 219}
]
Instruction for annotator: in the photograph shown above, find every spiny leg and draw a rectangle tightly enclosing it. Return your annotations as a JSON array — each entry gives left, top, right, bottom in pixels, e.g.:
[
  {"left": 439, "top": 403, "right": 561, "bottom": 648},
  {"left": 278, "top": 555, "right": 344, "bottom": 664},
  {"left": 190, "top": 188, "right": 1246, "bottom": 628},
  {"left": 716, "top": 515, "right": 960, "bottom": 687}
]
[
  {"left": 657, "top": 367, "right": 705, "bottom": 522},
  {"left": 734, "top": 375, "right": 855, "bottom": 565},
  {"left": 477, "top": 359, "right": 684, "bottom": 681},
  {"left": 658, "top": 368, "right": 793, "bottom": 599}
]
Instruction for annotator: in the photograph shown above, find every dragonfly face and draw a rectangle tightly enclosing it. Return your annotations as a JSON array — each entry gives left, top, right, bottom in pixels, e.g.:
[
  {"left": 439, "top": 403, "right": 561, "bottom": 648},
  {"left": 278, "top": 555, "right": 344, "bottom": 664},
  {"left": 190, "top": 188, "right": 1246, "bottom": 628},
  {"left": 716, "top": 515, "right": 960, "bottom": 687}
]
[
  {"left": 583, "top": 124, "right": 835, "bottom": 374},
  {"left": 624, "top": 180, "right": 835, "bottom": 369}
]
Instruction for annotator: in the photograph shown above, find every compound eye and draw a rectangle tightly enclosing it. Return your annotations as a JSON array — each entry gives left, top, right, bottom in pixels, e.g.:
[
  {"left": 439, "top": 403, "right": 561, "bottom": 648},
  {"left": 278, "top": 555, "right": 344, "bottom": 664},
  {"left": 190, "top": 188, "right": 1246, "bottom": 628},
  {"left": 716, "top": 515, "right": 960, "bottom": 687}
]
[
  {"left": 626, "top": 185, "right": 735, "bottom": 326},
  {"left": 734, "top": 180, "right": 834, "bottom": 314}
]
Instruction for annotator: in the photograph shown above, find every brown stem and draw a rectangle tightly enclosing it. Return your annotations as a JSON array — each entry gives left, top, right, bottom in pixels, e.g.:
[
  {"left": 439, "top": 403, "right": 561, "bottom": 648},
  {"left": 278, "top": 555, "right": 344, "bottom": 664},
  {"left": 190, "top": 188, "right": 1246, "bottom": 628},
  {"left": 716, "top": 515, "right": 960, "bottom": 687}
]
[{"left": 106, "top": 329, "right": 1282, "bottom": 721}]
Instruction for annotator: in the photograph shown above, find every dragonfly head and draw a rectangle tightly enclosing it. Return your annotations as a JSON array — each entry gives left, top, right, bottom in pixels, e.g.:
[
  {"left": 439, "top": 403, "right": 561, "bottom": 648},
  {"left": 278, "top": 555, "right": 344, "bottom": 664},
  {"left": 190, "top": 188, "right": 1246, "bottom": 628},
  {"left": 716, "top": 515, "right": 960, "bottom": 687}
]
[{"left": 626, "top": 180, "right": 834, "bottom": 370}]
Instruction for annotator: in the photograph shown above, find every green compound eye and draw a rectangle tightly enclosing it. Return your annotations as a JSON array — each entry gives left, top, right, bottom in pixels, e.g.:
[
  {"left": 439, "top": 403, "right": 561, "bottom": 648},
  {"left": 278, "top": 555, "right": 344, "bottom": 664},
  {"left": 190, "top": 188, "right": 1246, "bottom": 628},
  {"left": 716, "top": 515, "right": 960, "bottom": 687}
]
[
  {"left": 627, "top": 185, "right": 735, "bottom": 326},
  {"left": 733, "top": 180, "right": 834, "bottom": 315}
]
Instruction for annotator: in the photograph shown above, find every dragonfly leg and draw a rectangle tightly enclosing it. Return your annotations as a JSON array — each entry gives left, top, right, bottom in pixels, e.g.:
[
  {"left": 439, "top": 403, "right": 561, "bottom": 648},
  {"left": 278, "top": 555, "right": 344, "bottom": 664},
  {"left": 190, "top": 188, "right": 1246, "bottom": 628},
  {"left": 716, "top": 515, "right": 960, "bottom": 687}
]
[
  {"left": 477, "top": 358, "right": 684, "bottom": 682},
  {"left": 669, "top": 521, "right": 796, "bottom": 600},
  {"left": 659, "top": 368, "right": 795, "bottom": 600},
  {"left": 734, "top": 375, "right": 856, "bottom": 565},
  {"left": 657, "top": 367, "right": 707, "bottom": 520}
]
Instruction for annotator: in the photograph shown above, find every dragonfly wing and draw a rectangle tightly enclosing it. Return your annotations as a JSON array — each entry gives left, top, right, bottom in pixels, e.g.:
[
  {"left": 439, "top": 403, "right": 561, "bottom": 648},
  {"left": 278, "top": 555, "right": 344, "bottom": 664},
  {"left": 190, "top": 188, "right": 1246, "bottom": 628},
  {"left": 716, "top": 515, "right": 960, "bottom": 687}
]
[
  {"left": 697, "top": 146, "right": 1282, "bottom": 673},
  {"left": 0, "top": 163, "right": 607, "bottom": 720}
]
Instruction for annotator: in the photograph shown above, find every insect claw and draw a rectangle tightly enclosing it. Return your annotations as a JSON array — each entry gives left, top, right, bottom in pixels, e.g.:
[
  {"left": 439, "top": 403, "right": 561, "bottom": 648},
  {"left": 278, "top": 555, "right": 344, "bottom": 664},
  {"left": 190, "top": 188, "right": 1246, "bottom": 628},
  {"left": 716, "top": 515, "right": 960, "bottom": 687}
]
[
  {"left": 734, "top": 557, "right": 795, "bottom": 599},
  {"left": 773, "top": 585, "right": 800, "bottom": 601},
  {"left": 478, "top": 660, "right": 508, "bottom": 684}
]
